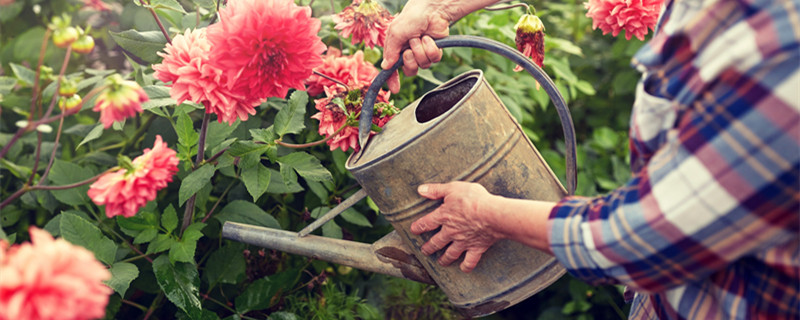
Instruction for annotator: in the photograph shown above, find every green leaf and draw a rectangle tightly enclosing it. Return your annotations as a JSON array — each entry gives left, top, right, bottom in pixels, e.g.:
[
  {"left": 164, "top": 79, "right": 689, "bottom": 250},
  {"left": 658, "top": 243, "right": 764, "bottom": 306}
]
[
  {"left": 191, "top": 0, "right": 216, "bottom": 9},
  {"left": 109, "top": 30, "right": 168, "bottom": 64},
  {"left": 47, "top": 160, "right": 94, "bottom": 206},
  {"left": 341, "top": 208, "right": 372, "bottom": 227},
  {"left": 205, "top": 121, "right": 239, "bottom": 155},
  {"left": 0, "top": 158, "right": 32, "bottom": 180},
  {"left": 249, "top": 127, "right": 276, "bottom": 144},
  {"left": 0, "top": 1, "right": 24, "bottom": 22},
  {"left": 215, "top": 200, "right": 281, "bottom": 229},
  {"left": 176, "top": 111, "right": 199, "bottom": 147},
  {"left": 60, "top": 212, "right": 116, "bottom": 265},
  {"left": 274, "top": 91, "right": 307, "bottom": 137},
  {"left": 105, "top": 262, "right": 139, "bottom": 297},
  {"left": 547, "top": 37, "right": 584, "bottom": 56},
  {"left": 416, "top": 69, "right": 444, "bottom": 85},
  {"left": 268, "top": 167, "right": 304, "bottom": 194},
  {"left": 116, "top": 210, "right": 160, "bottom": 231},
  {"left": 592, "top": 127, "right": 619, "bottom": 150},
  {"left": 141, "top": 85, "right": 176, "bottom": 110},
  {"left": 162, "top": 204, "right": 179, "bottom": 234},
  {"left": 179, "top": 165, "right": 216, "bottom": 205},
  {"left": 9, "top": 63, "right": 35, "bottom": 86},
  {"left": 151, "top": 0, "right": 187, "bottom": 13},
  {"left": 241, "top": 163, "right": 271, "bottom": 202},
  {"left": 268, "top": 312, "right": 299, "bottom": 320},
  {"left": 574, "top": 80, "right": 597, "bottom": 96},
  {"left": 77, "top": 124, "right": 104, "bottom": 150},
  {"left": 227, "top": 141, "right": 269, "bottom": 158},
  {"left": 146, "top": 233, "right": 174, "bottom": 255},
  {"left": 153, "top": 255, "right": 202, "bottom": 319},
  {"left": 204, "top": 243, "right": 246, "bottom": 285},
  {"left": 548, "top": 59, "right": 578, "bottom": 84},
  {"left": 169, "top": 238, "right": 197, "bottom": 264},
  {"left": 322, "top": 220, "right": 343, "bottom": 239},
  {"left": 133, "top": 228, "right": 159, "bottom": 244},
  {"left": 0, "top": 77, "right": 17, "bottom": 95},
  {"left": 277, "top": 152, "right": 332, "bottom": 182},
  {"left": 235, "top": 268, "right": 301, "bottom": 313}
]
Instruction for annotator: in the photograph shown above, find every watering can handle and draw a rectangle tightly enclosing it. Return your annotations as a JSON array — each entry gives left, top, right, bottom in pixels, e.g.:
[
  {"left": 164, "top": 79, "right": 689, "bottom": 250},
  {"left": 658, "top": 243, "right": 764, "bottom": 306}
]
[{"left": 359, "top": 35, "right": 578, "bottom": 195}]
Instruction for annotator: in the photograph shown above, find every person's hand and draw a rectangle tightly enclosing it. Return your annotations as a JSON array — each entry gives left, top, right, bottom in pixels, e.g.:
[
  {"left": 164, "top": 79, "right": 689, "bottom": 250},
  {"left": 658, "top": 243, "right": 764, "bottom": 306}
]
[
  {"left": 381, "top": 0, "right": 450, "bottom": 87},
  {"left": 410, "top": 182, "right": 505, "bottom": 273}
]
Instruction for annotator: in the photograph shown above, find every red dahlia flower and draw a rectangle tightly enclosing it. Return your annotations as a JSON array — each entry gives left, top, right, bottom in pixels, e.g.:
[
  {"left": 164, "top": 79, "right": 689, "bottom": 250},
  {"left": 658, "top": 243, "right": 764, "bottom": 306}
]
[
  {"left": 93, "top": 74, "right": 148, "bottom": 128},
  {"left": 306, "top": 49, "right": 380, "bottom": 96},
  {"left": 206, "top": 0, "right": 326, "bottom": 101},
  {"left": 514, "top": 13, "right": 545, "bottom": 72},
  {"left": 334, "top": 0, "right": 394, "bottom": 49},
  {"left": 153, "top": 28, "right": 257, "bottom": 125},
  {"left": 88, "top": 135, "right": 179, "bottom": 218},
  {"left": 584, "top": 0, "right": 663, "bottom": 41},
  {"left": 311, "top": 86, "right": 397, "bottom": 152},
  {"left": 0, "top": 227, "right": 112, "bottom": 320}
]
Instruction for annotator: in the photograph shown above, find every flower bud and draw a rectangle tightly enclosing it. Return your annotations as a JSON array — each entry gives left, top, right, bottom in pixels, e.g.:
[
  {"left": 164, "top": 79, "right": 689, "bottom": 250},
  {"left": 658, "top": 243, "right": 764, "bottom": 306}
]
[
  {"left": 58, "top": 78, "right": 78, "bottom": 97},
  {"left": 72, "top": 34, "right": 95, "bottom": 54},
  {"left": 514, "top": 13, "right": 546, "bottom": 71},
  {"left": 58, "top": 94, "right": 82, "bottom": 112},
  {"left": 53, "top": 26, "right": 79, "bottom": 48}
]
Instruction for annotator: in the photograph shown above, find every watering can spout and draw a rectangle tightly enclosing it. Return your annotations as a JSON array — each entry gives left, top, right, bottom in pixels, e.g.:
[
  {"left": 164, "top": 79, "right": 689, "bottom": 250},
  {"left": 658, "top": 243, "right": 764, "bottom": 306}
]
[{"left": 221, "top": 222, "right": 435, "bottom": 285}]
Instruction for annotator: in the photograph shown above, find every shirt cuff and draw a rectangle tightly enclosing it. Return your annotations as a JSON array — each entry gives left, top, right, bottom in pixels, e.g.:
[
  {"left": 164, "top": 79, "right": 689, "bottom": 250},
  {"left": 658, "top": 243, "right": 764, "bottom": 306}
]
[{"left": 548, "top": 196, "right": 614, "bottom": 285}]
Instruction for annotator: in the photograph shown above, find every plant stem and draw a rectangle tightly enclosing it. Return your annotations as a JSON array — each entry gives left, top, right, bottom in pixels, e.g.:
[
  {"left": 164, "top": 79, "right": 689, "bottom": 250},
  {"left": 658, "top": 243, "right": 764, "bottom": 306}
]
[
  {"left": 38, "top": 113, "right": 66, "bottom": 184},
  {"left": 27, "top": 132, "right": 44, "bottom": 186},
  {"left": 275, "top": 123, "right": 347, "bottom": 149},
  {"left": 200, "top": 178, "right": 236, "bottom": 223},
  {"left": 29, "top": 29, "right": 52, "bottom": 120},
  {"left": 121, "top": 299, "right": 149, "bottom": 312},
  {"left": 484, "top": 2, "right": 529, "bottom": 12},
  {"left": 312, "top": 70, "right": 350, "bottom": 91},
  {"left": 0, "top": 168, "right": 113, "bottom": 210},
  {"left": 182, "top": 113, "right": 211, "bottom": 233},
  {"left": 119, "top": 113, "right": 157, "bottom": 156},
  {"left": 142, "top": 0, "right": 172, "bottom": 44},
  {"left": 202, "top": 147, "right": 229, "bottom": 165},
  {"left": 142, "top": 293, "right": 163, "bottom": 320}
]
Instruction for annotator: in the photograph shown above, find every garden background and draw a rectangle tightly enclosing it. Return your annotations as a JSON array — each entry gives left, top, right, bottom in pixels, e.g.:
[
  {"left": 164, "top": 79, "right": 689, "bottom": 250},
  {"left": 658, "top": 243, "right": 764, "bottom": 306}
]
[{"left": 0, "top": 0, "right": 647, "bottom": 318}]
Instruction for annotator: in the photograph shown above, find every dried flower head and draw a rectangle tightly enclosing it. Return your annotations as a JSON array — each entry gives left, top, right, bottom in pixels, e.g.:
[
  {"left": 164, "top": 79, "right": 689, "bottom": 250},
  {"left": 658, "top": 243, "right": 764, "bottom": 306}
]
[
  {"left": 333, "top": 0, "right": 394, "bottom": 49},
  {"left": 88, "top": 135, "right": 179, "bottom": 218},
  {"left": 0, "top": 227, "right": 112, "bottom": 320},
  {"left": 93, "top": 74, "right": 148, "bottom": 128},
  {"left": 514, "top": 13, "right": 545, "bottom": 72},
  {"left": 584, "top": 0, "right": 663, "bottom": 41},
  {"left": 311, "top": 86, "right": 397, "bottom": 152}
]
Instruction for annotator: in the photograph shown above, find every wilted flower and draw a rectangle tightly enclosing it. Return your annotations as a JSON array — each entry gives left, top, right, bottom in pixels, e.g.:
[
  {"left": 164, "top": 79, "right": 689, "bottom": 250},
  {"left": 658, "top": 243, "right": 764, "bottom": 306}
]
[
  {"left": 0, "top": 227, "right": 112, "bottom": 320},
  {"left": 306, "top": 49, "right": 380, "bottom": 96},
  {"left": 206, "top": 0, "right": 326, "bottom": 102},
  {"left": 333, "top": 0, "right": 394, "bottom": 49},
  {"left": 514, "top": 13, "right": 545, "bottom": 72},
  {"left": 311, "top": 86, "right": 397, "bottom": 152},
  {"left": 153, "top": 28, "right": 256, "bottom": 125},
  {"left": 93, "top": 74, "right": 148, "bottom": 128},
  {"left": 82, "top": 0, "right": 110, "bottom": 11},
  {"left": 88, "top": 135, "right": 179, "bottom": 218},
  {"left": 584, "top": 0, "right": 663, "bottom": 41}
]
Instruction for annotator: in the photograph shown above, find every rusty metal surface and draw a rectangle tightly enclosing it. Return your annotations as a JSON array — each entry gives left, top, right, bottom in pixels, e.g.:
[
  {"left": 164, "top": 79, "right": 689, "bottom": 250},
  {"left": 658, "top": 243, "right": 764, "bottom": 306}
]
[{"left": 347, "top": 70, "right": 567, "bottom": 316}]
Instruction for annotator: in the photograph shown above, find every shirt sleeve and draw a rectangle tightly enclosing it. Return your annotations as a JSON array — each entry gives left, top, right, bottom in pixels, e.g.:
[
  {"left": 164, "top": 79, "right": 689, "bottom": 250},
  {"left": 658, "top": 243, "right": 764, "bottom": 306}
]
[{"left": 547, "top": 6, "right": 800, "bottom": 293}]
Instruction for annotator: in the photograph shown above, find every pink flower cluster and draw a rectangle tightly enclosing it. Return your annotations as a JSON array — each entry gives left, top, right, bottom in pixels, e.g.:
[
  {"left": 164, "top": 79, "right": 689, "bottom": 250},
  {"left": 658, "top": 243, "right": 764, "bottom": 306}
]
[
  {"left": 306, "top": 48, "right": 379, "bottom": 96},
  {"left": 333, "top": 0, "right": 394, "bottom": 49},
  {"left": 88, "top": 135, "right": 179, "bottom": 218},
  {"left": 584, "top": 0, "right": 664, "bottom": 41},
  {"left": 0, "top": 227, "right": 112, "bottom": 320},
  {"left": 311, "top": 86, "right": 396, "bottom": 152},
  {"left": 154, "top": 0, "right": 326, "bottom": 125}
]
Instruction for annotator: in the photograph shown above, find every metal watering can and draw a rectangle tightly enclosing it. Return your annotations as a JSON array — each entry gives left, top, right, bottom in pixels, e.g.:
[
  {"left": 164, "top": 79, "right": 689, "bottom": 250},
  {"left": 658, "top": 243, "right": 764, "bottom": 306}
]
[{"left": 222, "top": 35, "right": 578, "bottom": 317}]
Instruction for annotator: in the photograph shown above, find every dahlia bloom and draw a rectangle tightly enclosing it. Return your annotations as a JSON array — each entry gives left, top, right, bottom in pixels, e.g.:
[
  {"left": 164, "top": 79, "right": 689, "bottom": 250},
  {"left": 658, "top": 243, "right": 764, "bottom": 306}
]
[
  {"left": 584, "top": 0, "right": 663, "bottom": 41},
  {"left": 88, "top": 135, "right": 179, "bottom": 218},
  {"left": 0, "top": 227, "right": 112, "bottom": 320},
  {"left": 306, "top": 49, "right": 380, "bottom": 96},
  {"left": 333, "top": 0, "right": 394, "bottom": 49},
  {"left": 93, "top": 74, "right": 148, "bottom": 129},
  {"left": 206, "top": 0, "right": 326, "bottom": 102},
  {"left": 153, "top": 28, "right": 257, "bottom": 125},
  {"left": 311, "top": 86, "right": 397, "bottom": 152},
  {"left": 514, "top": 13, "right": 545, "bottom": 72}
]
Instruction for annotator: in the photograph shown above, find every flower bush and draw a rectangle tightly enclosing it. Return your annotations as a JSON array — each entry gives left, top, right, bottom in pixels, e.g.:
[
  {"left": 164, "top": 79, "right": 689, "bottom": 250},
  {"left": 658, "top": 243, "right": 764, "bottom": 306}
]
[{"left": 1, "top": 0, "right": 653, "bottom": 318}]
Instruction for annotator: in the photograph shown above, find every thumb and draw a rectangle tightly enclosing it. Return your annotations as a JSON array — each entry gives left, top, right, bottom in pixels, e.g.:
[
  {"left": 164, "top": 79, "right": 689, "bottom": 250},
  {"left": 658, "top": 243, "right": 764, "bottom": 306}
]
[{"left": 417, "top": 183, "right": 448, "bottom": 200}]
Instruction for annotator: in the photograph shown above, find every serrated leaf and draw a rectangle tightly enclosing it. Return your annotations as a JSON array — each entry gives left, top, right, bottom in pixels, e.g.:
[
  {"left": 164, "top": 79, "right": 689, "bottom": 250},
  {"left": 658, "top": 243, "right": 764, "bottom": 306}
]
[
  {"left": 175, "top": 111, "right": 199, "bottom": 147},
  {"left": 9, "top": 63, "right": 35, "bottom": 86},
  {"left": 133, "top": 228, "right": 158, "bottom": 244},
  {"left": 105, "top": 262, "right": 139, "bottom": 297},
  {"left": 322, "top": 220, "right": 342, "bottom": 239},
  {"left": 191, "top": 0, "right": 216, "bottom": 9},
  {"left": 77, "top": 124, "right": 104, "bottom": 149},
  {"left": 547, "top": 37, "right": 584, "bottom": 56},
  {"left": 205, "top": 121, "right": 239, "bottom": 155},
  {"left": 109, "top": 30, "right": 168, "bottom": 64},
  {"left": 227, "top": 141, "right": 269, "bottom": 158},
  {"left": 47, "top": 160, "right": 94, "bottom": 206},
  {"left": 204, "top": 243, "right": 246, "bottom": 285},
  {"left": 60, "top": 212, "right": 116, "bottom": 265},
  {"left": 151, "top": 0, "right": 187, "bottom": 13},
  {"left": 162, "top": 204, "right": 178, "bottom": 234},
  {"left": 277, "top": 152, "right": 332, "bottom": 182},
  {"left": 249, "top": 127, "right": 276, "bottom": 144},
  {"left": 574, "top": 80, "right": 597, "bottom": 96},
  {"left": 153, "top": 255, "right": 202, "bottom": 319},
  {"left": 274, "top": 91, "right": 307, "bottom": 137},
  {"left": 235, "top": 268, "right": 301, "bottom": 313},
  {"left": 141, "top": 85, "right": 176, "bottom": 110},
  {"left": 268, "top": 167, "right": 304, "bottom": 194},
  {"left": 242, "top": 163, "right": 271, "bottom": 202},
  {"left": 215, "top": 200, "right": 280, "bottom": 229},
  {"left": 179, "top": 165, "right": 216, "bottom": 205},
  {"left": 146, "top": 234, "right": 174, "bottom": 255},
  {"left": 169, "top": 239, "right": 197, "bottom": 264},
  {"left": 116, "top": 210, "right": 159, "bottom": 231},
  {"left": 341, "top": 208, "right": 372, "bottom": 227}
]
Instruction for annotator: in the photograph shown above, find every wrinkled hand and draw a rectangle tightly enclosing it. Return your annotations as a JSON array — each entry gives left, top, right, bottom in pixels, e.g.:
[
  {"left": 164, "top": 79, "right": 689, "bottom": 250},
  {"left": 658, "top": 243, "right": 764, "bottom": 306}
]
[
  {"left": 381, "top": 0, "right": 449, "bottom": 89},
  {"left": 410, "top": 182, "right": 504, "bottom": 273}
]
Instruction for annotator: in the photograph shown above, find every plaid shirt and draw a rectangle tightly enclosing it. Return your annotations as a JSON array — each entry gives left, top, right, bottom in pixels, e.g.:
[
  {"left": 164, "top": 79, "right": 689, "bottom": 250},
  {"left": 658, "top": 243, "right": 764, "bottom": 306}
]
[{"left": 548, "top": 0, "right": 799, "bottom": 318}]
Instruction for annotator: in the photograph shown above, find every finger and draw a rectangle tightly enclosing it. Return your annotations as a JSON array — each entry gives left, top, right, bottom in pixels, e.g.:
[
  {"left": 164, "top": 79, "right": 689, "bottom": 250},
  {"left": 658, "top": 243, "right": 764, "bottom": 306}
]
[
  {"left": 381, "top": 24, "right": 405, "bottom": 70},
  {"left": 417, "top": 183, "right": 449, "bottom": 200},
  {"left": 409, "top": 210, "right": 442, "bottom": 235},
  {"left": 421, "top": 36, "right": 443, "bottom": 64},
  {"left": 438, "top": 242, "right": 466, "bottom": 267},
  {"left": 402, "top": 49, "right": 419, "bottom": 77},
  {"left": 420, "top": 231, "right": 452, "bottom": 255},
  {"left": 409, "top": 38, "right": 431, "bottom": 69},
  {"left": 387, "top": 70, "right": 400, "bottom": 94},
  {"left": 460, "top": 250, "right": 485, "bottom": 273}
]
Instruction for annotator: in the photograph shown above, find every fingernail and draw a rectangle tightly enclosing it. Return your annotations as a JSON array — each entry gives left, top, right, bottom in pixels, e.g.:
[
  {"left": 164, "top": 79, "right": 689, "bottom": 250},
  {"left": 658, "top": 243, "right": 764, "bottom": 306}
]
[
  {"left": 418, "top": 185, "right": 428, "bottom": 194},
  {"left": 381, "top": 61, "right": 388, "bottom": 69}
]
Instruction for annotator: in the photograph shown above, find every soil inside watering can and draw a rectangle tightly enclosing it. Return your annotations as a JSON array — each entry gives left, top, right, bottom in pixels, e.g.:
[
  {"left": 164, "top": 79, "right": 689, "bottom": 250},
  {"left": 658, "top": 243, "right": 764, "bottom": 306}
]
[{"left": 415, "top": 78, "right": 478, "bottom": 123}]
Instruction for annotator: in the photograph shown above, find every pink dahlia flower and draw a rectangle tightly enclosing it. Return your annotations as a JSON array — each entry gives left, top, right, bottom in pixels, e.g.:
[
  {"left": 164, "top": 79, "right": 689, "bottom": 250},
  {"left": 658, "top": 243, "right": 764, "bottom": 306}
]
[
  {"left": 311, "top": 86, "right": 397, "bottom": 152},
  {"left": 206, "top": 0, "right": 326, "bottom": 102},
  {"left": 0, "top": 227, "right": 112, "bottom": 320},
  {"left": 83, "top": 0, "right": 110, "bottom": 11},
  {"left": 153, "top": 28, "right": 257, "bottom": 125},
  {"left": 584, "top": 0, "right": 663, "bottom": 41},
  {"left": 306, "top": 49, "right": 379, "bottom": 97},
  {"left": 88, "top": 135, "right": 179, "bottom": 218},
  {"left": 93, "top": 74, "right": 148, "bottom": 129},
  {"left": 334, "top": 0, "right": 394, "bottom": 49}
]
